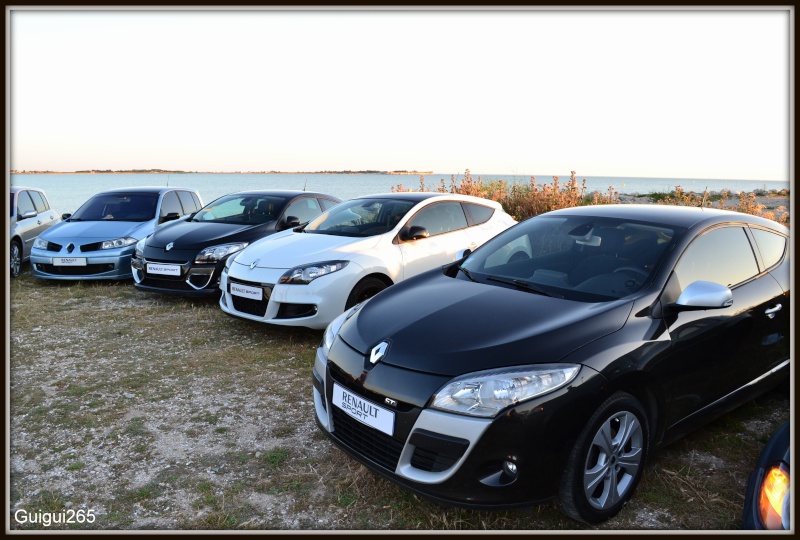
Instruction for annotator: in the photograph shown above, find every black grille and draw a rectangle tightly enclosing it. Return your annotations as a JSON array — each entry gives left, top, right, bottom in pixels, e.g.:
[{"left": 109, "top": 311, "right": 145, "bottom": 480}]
[
  {"left": 331, "top": 407, "right": 404, "bottom": 472},
  {"left": 229, "top": 279, "right": 273, "bottom": 317},
  {"left": 276, "top": 303, "right": 317, "bottom": 319},
  {"left": 80, "top": 242, "right": 102, "bottom": 252},
  {"left": 36, "top": 263, "right": 114, "bottom": 275},
  {"left": 42, "top": 241, "right": 62, "bottom": 252},
  {"left": 141, "top": 275, "right": 194, "bottom": 291},
  {"left": 410, "top": 447, "right": 459, "bottom": 472}
]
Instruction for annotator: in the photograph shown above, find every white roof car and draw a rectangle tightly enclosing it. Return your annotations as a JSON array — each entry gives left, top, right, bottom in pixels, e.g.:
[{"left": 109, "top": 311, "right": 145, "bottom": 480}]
[{"left": 219, "top": 192, "right": 516, "bottom": 329}]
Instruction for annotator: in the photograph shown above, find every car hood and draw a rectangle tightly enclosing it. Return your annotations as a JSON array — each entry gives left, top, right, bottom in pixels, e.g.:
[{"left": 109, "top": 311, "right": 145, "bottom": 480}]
[
  {"left": 338, "top": 271, "right": 634, "bottom": 377},
  {"left": 146, "top": 220, "right": 269, "bottom": 250},
  {"left": 42, "top": 220, "right": 152, "bottom": 242},
  {"left": 234, "top": 231, "right": 382, "bottom": 269}
]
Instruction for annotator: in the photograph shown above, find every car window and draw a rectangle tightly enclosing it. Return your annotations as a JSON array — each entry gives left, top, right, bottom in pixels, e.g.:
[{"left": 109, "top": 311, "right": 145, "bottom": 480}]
[
  {"left": 305, "top": 198, "right": 416, "bottom": 237},
  {"left": 16, "top": 191, "right": 37, "bottom": 217},
  {"left": 284, "top": 197, "right": 323, "bottom": 224},
  {"left": 177, "top": 191, "right": 200, "bottom": 214},
  {"left": 749, "top": 228, "right": 786, "bottom": 270},
  {"left": 10, "top": 192, "right": 16, "bottom": 217},
  {"left": 463, "top": 202, "right": 495, "bottom": 225},
  {"left": 190, "top": 192, "right": 202, "bottom": 210},
  {"left": 462, "top": 215, "right": 679, "bottom": 301},
  {"left": 29, "top": 190, "right": 50, "bottom": 213},
  {"left": 160, "top": 191, "right": 184, "bottom": 218},
  {"left": 70, "top": 193, "right": 159, "bottom": 222},
  {"left": 195, "top": 194, "right": 289, "bottom": 224},
  {"left": 673, "top": 226, "right": 759, "bottom": 289},
  {"left": 407, "top": 202, "right": 469, "bottom": 237},
  {"left": 319, "top": 198, "right": 340, "bottom": 211}
]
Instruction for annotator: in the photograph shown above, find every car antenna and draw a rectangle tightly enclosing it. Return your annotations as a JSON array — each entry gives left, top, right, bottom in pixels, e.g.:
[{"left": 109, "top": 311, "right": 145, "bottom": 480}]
[{"left": 303, "top": 179, "right": 307, "bottom": 192}]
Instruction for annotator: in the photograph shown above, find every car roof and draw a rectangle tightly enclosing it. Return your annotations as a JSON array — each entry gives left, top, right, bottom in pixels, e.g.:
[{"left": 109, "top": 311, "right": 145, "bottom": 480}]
[
  {"left": 356, "top": 192, "right": 502, "bottom": 208},
  {"left": 92, "top": 186, "right": 199, "bottom": 195},
  {"left": 219, "top": 190, "right": 340, "bottom": 199},
  {"left": 10, "top": 186, "right": 45, "bottom": 194},
  {"left": 546, "top": 203, "right": 788, "bottom": 233}
]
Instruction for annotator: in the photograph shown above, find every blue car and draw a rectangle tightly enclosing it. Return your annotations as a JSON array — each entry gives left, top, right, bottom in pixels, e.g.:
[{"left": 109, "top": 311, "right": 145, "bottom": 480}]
[
  {"left": 30, "top": 186, "right": 203, "bottom": 281},
  {"left": 742, "top": 421, "right": 791, "bottom": 530}
]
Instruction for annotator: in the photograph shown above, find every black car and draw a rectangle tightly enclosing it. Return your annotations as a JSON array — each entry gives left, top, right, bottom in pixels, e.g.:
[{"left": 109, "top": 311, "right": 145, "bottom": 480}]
[
  {"left": 742, "top": 421, "right": 790, "bottom": 530},
  {"left": 312, "top": 204, "right": 790, "bottom": 523},
  {"left": 132, "top": 190, "right": 341, "bottom": 297}
]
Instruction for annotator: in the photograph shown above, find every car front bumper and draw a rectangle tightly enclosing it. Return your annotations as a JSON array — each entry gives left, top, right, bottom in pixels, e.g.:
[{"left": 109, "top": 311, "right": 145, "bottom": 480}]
[
  {"left": 312, "top": 336, "right": 608, "bottom": 509},
  {"left": 131, "top": 255, "right": 222, "bottom": 297},
  {"left": 218, "top": 262, "right": 364, "bottom": 330},
  {"left": 31, "top": 249, "right": 134, "bottom": 280}
]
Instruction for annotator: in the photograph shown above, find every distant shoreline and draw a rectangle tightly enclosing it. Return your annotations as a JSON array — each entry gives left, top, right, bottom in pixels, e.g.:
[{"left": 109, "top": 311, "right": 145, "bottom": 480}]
[{"left": 11, "top": 170, "right": 434, "bottom": 176}]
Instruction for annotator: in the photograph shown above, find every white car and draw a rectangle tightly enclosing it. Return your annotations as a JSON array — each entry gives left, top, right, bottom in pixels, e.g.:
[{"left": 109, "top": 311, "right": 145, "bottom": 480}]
[{"left": 219, "top": 192, "right": 516, "bottom": 329}]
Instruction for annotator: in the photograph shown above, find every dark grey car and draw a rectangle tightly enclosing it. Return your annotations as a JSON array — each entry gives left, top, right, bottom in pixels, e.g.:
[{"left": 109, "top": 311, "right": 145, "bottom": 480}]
[{"left": 10, "top": 186, "right": 61, "bottom": 277}]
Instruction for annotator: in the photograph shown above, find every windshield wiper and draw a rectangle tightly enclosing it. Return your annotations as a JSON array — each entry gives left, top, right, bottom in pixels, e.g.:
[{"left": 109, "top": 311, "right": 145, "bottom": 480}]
[
  {"left": 486, "top": 276, "right": 559, "bottom": 298},
  {"left": 457, "top": 265, "right": 477, "bottom": 282}
]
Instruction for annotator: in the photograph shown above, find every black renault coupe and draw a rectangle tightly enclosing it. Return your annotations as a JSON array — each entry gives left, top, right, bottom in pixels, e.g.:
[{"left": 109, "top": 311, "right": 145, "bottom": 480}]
[
  {"left": 132, "top": 190, "right": 340, "bottom": 297},
  {"left": 312, "top": 204, "right": 790, "bottom": 523}
]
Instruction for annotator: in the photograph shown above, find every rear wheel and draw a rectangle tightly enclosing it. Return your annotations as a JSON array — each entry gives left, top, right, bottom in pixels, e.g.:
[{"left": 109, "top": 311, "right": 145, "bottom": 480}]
[
  {"left": 558, "top": 391, "right": 649, "bottom": 523},
  {"left": 345, "top": 276, "right": 389, "bottom": 309},
  {"left": 10, "top": 239, "right": 22, "bottom": 278}
]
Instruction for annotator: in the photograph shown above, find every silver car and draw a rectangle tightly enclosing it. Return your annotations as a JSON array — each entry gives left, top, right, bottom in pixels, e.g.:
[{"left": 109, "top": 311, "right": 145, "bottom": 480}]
[{"left": 10, "top": 186, "right": 61, "bottom": 277}]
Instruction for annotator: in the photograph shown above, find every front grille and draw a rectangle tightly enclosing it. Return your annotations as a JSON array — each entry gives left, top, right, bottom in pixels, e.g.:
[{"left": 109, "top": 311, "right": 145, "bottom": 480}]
[
  {"left": 141, "top": 275, "right": 194, "bottom": 291},
  {"left": 410, "top": 447, "right": 459, "bottom": 472},
  {"left": 80, "top": 242, "right": 102, "bottom": 252},
  {"left": 331, "top": 407, "right": 404, "bottom": 472},
  {"left": 36, "top": 263, "right": 114, "bottom": 275},
  {"left": 43, "top": 241, "right": 62, "bottom": 252},
  {"left": 229, "top": 278, "right": 273, "bottom": 317}
]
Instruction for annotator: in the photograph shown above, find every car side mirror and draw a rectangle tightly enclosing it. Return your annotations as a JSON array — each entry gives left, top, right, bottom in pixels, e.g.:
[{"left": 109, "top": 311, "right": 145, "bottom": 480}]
[
  {"left": 671, "top": 281, "right": 733, "bottom": 312},
  {"left": 456, "top": 248, "right": 472, "bottom": 261},
  {"left": 160, "top": 212, "right": 181, "bottom": 224},
  {"left": 19, "top": 209, "right": 38, "bottom": 220},
  {"left": 279, "top": 215, "right": 301, "bottom": 231},
  {"left": 61, "top": 213, "right": 72, "bottom": 220},
  {"left": 401, "top": 225, "right": 430, "bottom": 241}
]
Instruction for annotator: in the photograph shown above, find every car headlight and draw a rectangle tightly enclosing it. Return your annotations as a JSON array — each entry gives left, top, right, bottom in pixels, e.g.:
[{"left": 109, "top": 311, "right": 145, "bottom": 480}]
[
  {"left": 33, "top": 237, "right": 49, "bottom": 249},
  {"left": 195, "top": 242, "right": 248, "bottom": 264},
  {"left": 431, "top": 364, "right": 580, "bottom": 418},
  {"left": 134, "top": 237, "right": 147, "bottom": 258},
  {"left": 321, "top": 305, "right": 361, "bottom": 357},
  {"left": 280, "top": 261, "right": 349, "bottom": 284},
  {"left": 758, "top": 463, "right": 790, "bottom": 529},
  {"left": 101, "top": 237, "right": 138, "bottom": 250}
]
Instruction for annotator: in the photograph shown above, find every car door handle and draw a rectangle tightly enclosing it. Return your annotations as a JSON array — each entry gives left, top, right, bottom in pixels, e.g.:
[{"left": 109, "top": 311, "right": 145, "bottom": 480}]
[{"left": 765, "top": 304, "right": 782, "bottom": 319}]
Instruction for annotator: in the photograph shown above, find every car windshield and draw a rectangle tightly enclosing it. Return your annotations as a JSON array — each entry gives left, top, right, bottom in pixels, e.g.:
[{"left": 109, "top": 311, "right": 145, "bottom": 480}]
[
  {"left": 193, "top": 194, "right": 289, "bottom": 224},
  {"left": 69, "top": 193, "right": 160, "bottom": 222},
  {"left": 303, "top": 198, "right": 416, "bottom": 237},
  {"left": 460, "top": 215, "right": 684, "bottom": 301}
]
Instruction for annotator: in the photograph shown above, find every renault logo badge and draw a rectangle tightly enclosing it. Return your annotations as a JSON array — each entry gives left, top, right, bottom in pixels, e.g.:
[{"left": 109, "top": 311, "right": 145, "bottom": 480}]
[
  {"left": 166, "top": 242, "right": 174, "bottom": 251},
  {"left": 370, "top": 341, "right": 390, "bottom": 364},
  {"left": 250, "top": 259, "right": 260, "bottom": 270}
]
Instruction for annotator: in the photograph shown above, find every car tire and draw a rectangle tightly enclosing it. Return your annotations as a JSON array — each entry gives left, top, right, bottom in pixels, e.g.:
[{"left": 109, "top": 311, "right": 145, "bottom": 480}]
[
  {"left": 345, "top": 276, "right": 388, "bottom": 309},
  {"left": 557, "top": 391, "right": 649, "bottom": 524},
  {"left": 10, "top": 239, "right": 23, "bottom": 278}
]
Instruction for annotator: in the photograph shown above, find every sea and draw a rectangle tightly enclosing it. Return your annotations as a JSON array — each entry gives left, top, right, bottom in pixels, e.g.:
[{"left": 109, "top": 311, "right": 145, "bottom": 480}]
[{"left": 10, "top": 172, "right": 790, "bottom": 216}]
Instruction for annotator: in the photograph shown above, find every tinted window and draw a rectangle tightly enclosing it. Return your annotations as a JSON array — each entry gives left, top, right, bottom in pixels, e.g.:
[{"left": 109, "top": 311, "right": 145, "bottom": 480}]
[
  {"left": 16, "top": 191, "right": 36, "bottom": 216},
  {"left": 674, "top": 227, "right": 759, "bottom": 289},
  {"left": 177, "top": 191, "right": 200, "bottom": 213},
  {"left": 160, "top": 191, "right": 184, "bottom": 218},
  {"left": 319, "top": 198, "right": 339, "bottom": 211},
  {"left": 190, "top": 192, "right": 202, "bottom": 210},
  {"left": 407, "top": 202, "right": 468, "bottom": 236},
  {"left": 71, "top": 192, "right": 159, "bottom": 222},
  {"left": 284, "top": 197, "right": 323, "bottom": 224},
  {"left": 306, "top": 198, "right": 416, "bottom": 237},
  {"left": 750, "top": 228, "right": 786, "bottom": 270},
  {"left": 463, "top": 202, "right": 495, "bottom": 225},
  {"left": 29, "top": 190, "right": 50, "bottom": 212},
  {"left": 195, "top": 194, "right": 288, "bottom": 224}
]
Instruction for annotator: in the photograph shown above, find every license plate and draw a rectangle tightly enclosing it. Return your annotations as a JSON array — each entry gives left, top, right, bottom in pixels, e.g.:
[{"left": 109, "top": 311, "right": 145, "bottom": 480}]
[
  {"left": 53, "top": 257, "right": 86, "bottom": 266},
  {"left": 333, "top": 383, "right": 395, "bottom": 436},
  {"left": 230, "top": 281, "right": 263, "bottom": 300},
  {"left": 147, "top": 263, "right": 181, "bottom": 276}
]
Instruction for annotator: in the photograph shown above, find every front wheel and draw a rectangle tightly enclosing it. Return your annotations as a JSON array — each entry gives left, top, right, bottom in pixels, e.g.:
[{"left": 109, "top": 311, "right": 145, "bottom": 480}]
[
  {"left": 345, "top": 276, "right": 389, "bottom": 310},
  {"left": 558, "top": 391, "right": 649, "bottom": 524},
  {"left": 10, "top": 240, "right": 23, "bottom": 278}
]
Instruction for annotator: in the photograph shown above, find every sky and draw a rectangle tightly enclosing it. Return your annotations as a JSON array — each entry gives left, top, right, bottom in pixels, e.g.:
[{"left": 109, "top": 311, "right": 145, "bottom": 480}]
[{"left": 7, "top": 7, "right": 793, "bottom": 181}]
